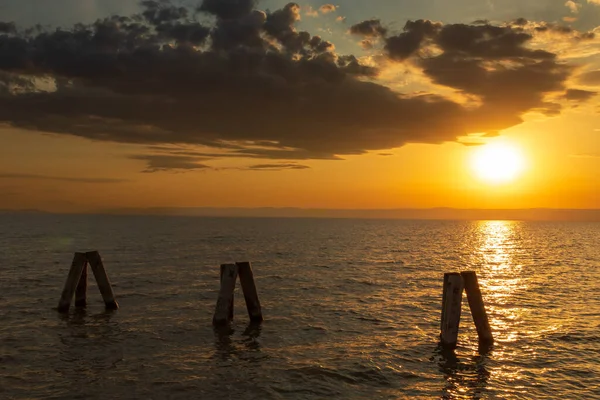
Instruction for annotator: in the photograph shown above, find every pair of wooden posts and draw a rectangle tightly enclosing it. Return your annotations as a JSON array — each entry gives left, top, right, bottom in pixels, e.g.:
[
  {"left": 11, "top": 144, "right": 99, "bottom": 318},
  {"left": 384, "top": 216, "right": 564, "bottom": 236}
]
[
  {"left": 213, "top": 262, "right": 263, "bottom": 325},
  {"left": 57, "top": 251, "right": 118, "bottom": 312},
  {"left": 440, "top": 271, "right": 493, "bottom": 349}
]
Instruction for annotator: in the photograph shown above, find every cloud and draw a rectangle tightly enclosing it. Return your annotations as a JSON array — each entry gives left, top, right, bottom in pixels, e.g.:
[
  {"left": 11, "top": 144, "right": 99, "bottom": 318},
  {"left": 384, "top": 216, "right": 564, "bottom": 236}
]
[
  {"left": 0, "top": 22, "right": 16, "bottom": 34},
  {"left": 587, "top": 0, "right": 600, "bottom": 4},
  {"left": 563, "top": 88, "right": 597, "bottom": 101},
  {"left": 306, "top": 4, "right": 337, "bottom": 17},
  {"left": 382, "top": 20, "right": 580, "bottom": 119},
  {"left": 0, "top": 172, "right": 129, "bottom": 183},
  {"left": 129, "top": 155, "right": 211, "bottom": 172},
  {"left": 0, "top": 2, "right": 593, "bottom": 161},
  {"left": 146, "top": 145, "right": 343, "bottom": 160},
  {"left": 460, "top": 142, "right": 485, "bottom": 146},
  {"left": 305, "top": 7, "right": 319, "bottom": 17},
  {"left": 360, "top": 39, "right": 373, "bottom": 49},
  {"left": 565, "top": 1, "right": 582, "bottom": 13},
  {"left": 0, "top": 185, "right": 19, "bottom": 196},
  {"left": 578, "top": 70, "right": 600, "bottom": 85},
  {"left": 198, "top": 0, "right": 257, "bottom": 20},
  {"left": 319, "top": 4, "right": 337, "bottom": 14},
  {"left": 349, "top": 19, "right": 387, "bottom": 37},
  {"left": 528, "top": 21, "right": 596, "bottom": 40},
  {"left": 246, "top": 163, "right": 310, "bottom": 170},
  {"left": 384, "top": 19, "right": 441, "bottom": 60},
  {"left": 570, "top": 153, "right": 600, "bottom": 158}
]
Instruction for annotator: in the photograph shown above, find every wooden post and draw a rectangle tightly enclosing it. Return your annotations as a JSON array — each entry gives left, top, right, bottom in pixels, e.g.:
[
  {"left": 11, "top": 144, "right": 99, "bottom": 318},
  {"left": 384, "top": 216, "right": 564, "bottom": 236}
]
[
  {"left": 57, "top": 252, "right": 87, "bottom": 312},
  {"left": 461, "top": 271, "right": 494, "bottom": 346},
  {"left": 236, "top": 261, "right": 263, "bottom": 323},
  {"left": 74, "top": 260, "right": 88, "bottom": 308},
  {"left": 213, "top": 263, "right": 238, "bottom": 326},
  {"left": 220, "top": 264, "right": 234, "bottom": 321},
  {"left": 440, "top": 272, "right": 464, "bottom": 349},
  {"left": 86, "top": 251, "right": 119, "bottom": 310}
]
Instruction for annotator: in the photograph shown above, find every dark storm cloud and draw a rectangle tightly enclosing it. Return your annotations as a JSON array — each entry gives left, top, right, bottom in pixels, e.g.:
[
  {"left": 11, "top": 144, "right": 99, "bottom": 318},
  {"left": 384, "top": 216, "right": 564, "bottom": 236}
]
[
  {"left": 0, "top": 172, "right": 129, "bottom": 183},
  {"left": 349, "top": 19, "right": 387, "bottom": 38},
  {"left": 139, "top": 0, "right": 211, "bottom": 45},
  {"left": 385, "top": 20, "right": 553, "bottom": 61},
  {"left": 141, "top": 1, "right": 188, "bottom": 24},
  {"left": 530, "top": 22, "right": 596, "bottom": 41},
  {"left": 384, "top": 19, "right": 441, "bottom": 61},
  {"left": 564, "top": 89, "right": 597, "bottom": 101},
  {"left": 382, "top": 20, "right": 574, "bottom": 119},
  {"left": 0, "top": 2, "right": 589, "bottom": 160},
  {"left": 199, "top": 0, "right": 257, "bottom": 20},
  {"left": 0, "top": 22, "right": 16, "bottom": 33},
  {"left": 129, "top": 155, "right": 211, "bottom": 172}
]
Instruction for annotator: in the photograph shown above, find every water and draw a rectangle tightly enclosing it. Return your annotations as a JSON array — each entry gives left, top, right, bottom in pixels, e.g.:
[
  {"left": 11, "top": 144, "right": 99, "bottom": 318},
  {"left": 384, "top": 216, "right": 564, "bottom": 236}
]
[{"left": 0, "top": 215, "right": 599, "bottom": 399}]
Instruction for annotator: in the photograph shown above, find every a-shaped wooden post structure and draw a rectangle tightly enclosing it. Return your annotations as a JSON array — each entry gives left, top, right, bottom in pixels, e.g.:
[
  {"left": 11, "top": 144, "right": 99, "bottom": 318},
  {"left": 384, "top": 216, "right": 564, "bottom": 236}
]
[
  {"left": 57, "top": 251, "right": 118, "bottom": 312},
  {"left": 440, "top": 272, "right": 464, "bottom": 349},
  {"left": 439, "top": 271, "right": 493, "bottom": 349},
  {"left": 213, "top": 261, "right": 263, "bottom": 326}
]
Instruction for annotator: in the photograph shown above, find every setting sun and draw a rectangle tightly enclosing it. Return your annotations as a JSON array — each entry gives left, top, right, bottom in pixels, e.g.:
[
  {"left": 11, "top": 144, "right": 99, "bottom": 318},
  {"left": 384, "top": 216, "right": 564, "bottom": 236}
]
[{"left": 471, "top": 143, "right": 526, "bottom": 184}]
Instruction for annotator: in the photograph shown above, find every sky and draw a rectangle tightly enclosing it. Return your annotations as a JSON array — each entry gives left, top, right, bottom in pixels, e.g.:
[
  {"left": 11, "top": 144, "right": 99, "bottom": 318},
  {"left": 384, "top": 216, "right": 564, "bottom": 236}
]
[{"left": 0, "top": 0, "right": 598, "bottom": 213}]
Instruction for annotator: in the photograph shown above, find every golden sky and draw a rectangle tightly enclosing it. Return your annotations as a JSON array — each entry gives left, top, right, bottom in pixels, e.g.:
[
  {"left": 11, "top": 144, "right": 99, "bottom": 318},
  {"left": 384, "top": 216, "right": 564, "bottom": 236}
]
[{"left": 0, "top": 0, "right": 598, "bottom": 212}]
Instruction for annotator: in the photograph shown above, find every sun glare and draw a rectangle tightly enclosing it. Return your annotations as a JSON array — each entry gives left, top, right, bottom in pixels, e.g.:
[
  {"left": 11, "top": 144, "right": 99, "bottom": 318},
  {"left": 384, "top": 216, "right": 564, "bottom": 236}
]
[{"left": 471, "top": 142, "right": 525, "bottom": 184}]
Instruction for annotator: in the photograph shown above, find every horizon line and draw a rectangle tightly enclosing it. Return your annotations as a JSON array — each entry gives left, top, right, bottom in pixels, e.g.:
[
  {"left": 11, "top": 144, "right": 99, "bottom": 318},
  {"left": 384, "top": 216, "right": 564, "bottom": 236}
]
[{"left": 1, "top": 207, "right": 598, "bottom": 222}]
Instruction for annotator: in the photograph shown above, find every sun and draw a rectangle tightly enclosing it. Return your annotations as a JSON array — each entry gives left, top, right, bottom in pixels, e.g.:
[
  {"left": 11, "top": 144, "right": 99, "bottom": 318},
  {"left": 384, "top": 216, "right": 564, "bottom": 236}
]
[{"left": 470, "top": 142, "right": 525, "bottom": 184}]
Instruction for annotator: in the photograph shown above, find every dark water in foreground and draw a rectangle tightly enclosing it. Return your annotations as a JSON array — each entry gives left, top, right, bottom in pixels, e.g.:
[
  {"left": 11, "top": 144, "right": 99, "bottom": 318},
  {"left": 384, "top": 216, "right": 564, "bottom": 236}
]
[{"left": 1, "top": 215, "right": 599, "bottom": 399}]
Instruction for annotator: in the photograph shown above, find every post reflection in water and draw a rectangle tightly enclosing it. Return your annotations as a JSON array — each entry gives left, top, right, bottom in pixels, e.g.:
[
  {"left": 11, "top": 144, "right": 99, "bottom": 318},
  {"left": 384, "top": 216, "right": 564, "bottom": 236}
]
[
  {"left": 435, "top": 346, "right": 490, "bottom": 400},
  {"left": 56, "top": 309, "right": 124, "bottom": 384},
  {"left": 213, "top": 322, "right": 263, "bottom": 363},
  {"left": 438, "top": 220, "right": 526, "bottom": 399}
]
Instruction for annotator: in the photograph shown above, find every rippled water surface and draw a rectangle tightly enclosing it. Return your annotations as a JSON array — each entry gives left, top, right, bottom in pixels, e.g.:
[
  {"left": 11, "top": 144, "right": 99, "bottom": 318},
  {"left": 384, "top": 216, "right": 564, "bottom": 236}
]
[{"left": 1, "top": 215, "right": 599, "bottom": 399}]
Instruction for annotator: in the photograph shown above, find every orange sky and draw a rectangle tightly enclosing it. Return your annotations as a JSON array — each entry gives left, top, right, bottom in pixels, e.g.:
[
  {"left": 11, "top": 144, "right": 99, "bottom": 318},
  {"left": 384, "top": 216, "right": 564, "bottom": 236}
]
[{"left": 0, "top": 1, "right": 598, "bottom": 213}]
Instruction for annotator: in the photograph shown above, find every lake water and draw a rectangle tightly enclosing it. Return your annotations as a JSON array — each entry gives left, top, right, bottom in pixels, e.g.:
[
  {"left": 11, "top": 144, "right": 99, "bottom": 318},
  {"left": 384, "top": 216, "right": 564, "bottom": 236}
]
[{"left": 1, "top": 215, "right": 599, "bottom": 399}]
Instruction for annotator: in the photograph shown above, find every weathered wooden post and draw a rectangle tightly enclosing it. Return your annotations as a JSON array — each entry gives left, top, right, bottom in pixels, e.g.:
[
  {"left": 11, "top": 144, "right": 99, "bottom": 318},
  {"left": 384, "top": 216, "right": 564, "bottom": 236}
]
[
  {"left": 86, "top": 251, "right": 119, "bottom": 310},
  {"left": 236, "top": 261, "right": 263, "bottom": 323},
  {"left": 75, "top": 261, "right": 88, "bottom": 308},
  {"left": 220, "top": 264, "right": 234, "bottom": 321},
  {"left": 57, "top": 252, "right": 88, "bottom": 312},
  {"left": 213, "top": 263, "right": 238, "bottom": 326},
  {"left": 461, "top": 271, "right": 494, "bottom": 346},
  {"left": 440, "top": 272, "right": 464, "bottom": 349}
]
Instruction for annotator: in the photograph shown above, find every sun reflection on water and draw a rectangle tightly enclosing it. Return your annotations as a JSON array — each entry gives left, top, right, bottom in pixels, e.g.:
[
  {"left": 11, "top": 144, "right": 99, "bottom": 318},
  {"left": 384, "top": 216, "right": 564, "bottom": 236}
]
[
  {"left": 438, "top": 221, "right": 533, "bottom": 399},
  {"left": 473, "top": 220, "right": 528, "bottom": 345}
]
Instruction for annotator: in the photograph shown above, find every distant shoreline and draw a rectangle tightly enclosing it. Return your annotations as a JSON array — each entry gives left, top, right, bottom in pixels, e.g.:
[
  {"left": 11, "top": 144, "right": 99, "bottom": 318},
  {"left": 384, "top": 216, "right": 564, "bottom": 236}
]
[{"left": 1, "top": 207, "right": 598, "bottom": 222}]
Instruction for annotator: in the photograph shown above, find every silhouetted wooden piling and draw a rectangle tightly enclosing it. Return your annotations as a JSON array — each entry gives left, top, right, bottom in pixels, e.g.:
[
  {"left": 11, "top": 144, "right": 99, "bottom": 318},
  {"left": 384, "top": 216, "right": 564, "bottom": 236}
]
[
  {"left": 57, "top": 252, "right": 87, "bottom": 312},
  {"left": 75, "top": 260, "right": 88, "bottom": 308},
  {"left": 236, "top": 261, "right": 263, "bottom": 323},
  {"left": 440, "top": 272, "right": 464, "bottom": 349},
  {"left": 213, "top": 263, "right": 238, "bottom": 326},
  {"left": 86, "top": 251, "right": 119, "bottom": 310},
  {"left": 461, "top": 271, "right": 494, "bottom": 346},
  {"left": 219, "top": 264, "right": 234, "bottom": 321}
]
